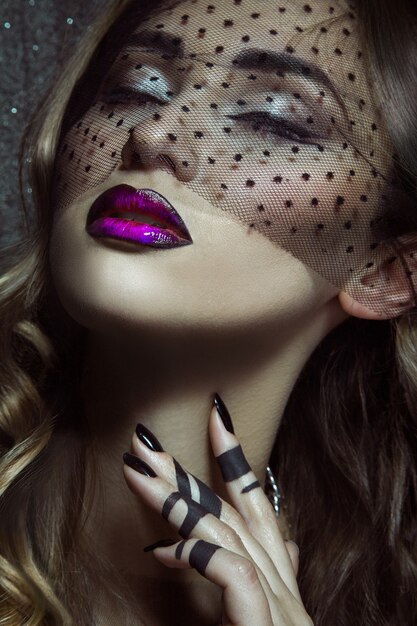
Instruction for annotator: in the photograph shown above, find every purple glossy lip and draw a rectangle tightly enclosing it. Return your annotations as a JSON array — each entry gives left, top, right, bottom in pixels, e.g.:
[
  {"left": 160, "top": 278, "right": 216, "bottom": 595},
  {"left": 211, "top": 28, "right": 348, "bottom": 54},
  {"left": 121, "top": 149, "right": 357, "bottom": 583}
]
[{"left": 86, "top": 184, "right": 192, "bottom": 241}]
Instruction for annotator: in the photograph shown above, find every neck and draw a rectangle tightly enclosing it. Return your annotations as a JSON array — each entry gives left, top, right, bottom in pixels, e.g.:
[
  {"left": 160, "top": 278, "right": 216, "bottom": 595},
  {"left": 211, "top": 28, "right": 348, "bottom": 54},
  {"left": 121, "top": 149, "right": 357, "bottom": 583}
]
[{"left": 80, "top": 297, "right": 347, "bottom": 622}]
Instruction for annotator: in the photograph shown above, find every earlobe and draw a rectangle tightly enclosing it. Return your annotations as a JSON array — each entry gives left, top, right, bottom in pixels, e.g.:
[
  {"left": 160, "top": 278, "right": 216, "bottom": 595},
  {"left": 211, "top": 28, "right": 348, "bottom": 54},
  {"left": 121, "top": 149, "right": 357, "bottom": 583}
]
[
  {"left": 338, "top": 235, "right": 417, "bottom": 321},
  {"left": 337, "top": 290, "right": 388, "bottom": 320}
]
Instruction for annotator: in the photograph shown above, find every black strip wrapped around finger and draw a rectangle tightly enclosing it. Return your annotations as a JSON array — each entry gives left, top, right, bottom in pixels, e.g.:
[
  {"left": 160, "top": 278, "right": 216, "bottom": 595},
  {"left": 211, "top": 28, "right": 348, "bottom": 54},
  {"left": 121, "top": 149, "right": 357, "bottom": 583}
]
[
  {"left": 173, "top": 458, "right": 222, "bottom": 518},
  {"left": 189, "top": 540, "right": 221, "bottom": 576},
  {"left": 241, "top": 480, "right": 261, "bottom": 494},
  {"left": 178, "top": 498, "right": 209, "bottom": 538},
  {"left": 162, "top": 491, "right": 182, "bottom": 521},
  {"left": 193, "top": 473, "right": 222, "bottom": 518},
  {"left": 173, "top": 458, "right": 192, "bottom": 498},
  {"left": 175, "top": 540, "right": 187, "bottom": 560},
  {"left": 215, "top": 444, "right": 251, "bottom": 482}
]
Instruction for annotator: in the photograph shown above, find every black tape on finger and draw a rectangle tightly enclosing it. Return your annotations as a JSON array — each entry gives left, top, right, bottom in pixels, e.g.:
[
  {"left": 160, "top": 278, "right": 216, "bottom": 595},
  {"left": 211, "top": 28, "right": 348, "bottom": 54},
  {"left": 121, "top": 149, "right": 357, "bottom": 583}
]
[{"left": 189, "top": 540, "right": 221, "bottom": 576}]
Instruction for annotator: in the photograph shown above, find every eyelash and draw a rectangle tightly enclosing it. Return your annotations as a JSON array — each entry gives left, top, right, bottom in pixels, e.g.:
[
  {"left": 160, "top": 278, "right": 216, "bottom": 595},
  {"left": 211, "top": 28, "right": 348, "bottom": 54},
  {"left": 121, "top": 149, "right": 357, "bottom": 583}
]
[
  {"left": 101, "top": 88, "right": 314, "bottom": 144},
  {"left": 101, "top": 87, "right": 166, "bottom": 106},
  {"left": 226, "top": 112, "right": 314, "bottom": 144}
]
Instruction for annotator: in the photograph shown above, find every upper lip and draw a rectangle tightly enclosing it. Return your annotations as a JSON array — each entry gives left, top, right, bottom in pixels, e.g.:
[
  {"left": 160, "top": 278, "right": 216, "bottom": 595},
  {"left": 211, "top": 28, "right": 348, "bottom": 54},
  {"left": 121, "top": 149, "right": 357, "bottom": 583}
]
[{"left": 86, "top": 184, "right": 192, "bottom": 240}]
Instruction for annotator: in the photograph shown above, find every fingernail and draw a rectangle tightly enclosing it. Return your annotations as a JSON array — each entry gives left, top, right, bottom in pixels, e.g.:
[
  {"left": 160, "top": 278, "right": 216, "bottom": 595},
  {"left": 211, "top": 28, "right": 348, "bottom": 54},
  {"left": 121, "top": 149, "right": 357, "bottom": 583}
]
[
  {"left": 144, "top": 538, "right": 176, "bottom": 552},
  {"left": 135, "top": 423, "right": 164, "bottom": 452},
  {"left": 213, "top": 392, "right": 235, "bottom": 434},
  {"left": 123, "top": 452, "right": 157, "bottom": 477}
]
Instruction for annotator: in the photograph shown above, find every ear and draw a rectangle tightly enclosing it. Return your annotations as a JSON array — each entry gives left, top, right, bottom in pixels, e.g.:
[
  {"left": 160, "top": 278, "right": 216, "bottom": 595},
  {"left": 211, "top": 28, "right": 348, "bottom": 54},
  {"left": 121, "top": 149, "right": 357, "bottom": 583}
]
[{"left": 338, "top": 234, "right": 417, "bottom": 320}]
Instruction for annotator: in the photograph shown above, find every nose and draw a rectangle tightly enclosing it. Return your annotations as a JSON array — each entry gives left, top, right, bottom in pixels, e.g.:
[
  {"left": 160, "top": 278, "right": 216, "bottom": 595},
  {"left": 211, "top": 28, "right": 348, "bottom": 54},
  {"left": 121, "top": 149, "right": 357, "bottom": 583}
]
[{"left": 120, "top": 112, "right": 200, "bottom": 183}]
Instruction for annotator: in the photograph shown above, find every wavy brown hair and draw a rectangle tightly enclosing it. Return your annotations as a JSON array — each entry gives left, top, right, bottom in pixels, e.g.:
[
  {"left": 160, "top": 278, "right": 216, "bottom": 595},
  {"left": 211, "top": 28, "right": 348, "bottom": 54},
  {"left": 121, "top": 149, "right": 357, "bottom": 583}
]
[
  {"left": 274, "top": 1, "right": 417, "bottom": 624},
  {"left": 1, "top": 0, "right": 416, "bottom": 624}
]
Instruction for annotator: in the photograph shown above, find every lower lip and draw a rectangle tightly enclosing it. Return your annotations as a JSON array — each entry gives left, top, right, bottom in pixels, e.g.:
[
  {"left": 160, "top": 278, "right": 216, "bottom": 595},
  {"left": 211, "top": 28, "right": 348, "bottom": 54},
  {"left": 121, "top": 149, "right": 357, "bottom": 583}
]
[{"left": 86, "top": 217, "right": 193, "bottom": 248}]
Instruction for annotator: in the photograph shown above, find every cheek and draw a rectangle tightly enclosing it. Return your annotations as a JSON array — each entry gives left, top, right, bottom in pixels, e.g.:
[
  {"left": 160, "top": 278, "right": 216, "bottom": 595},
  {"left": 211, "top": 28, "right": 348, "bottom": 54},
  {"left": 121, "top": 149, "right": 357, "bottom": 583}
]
[
  {"left": 193, "top": 141, "right": 385, "bottom": 267},
  {"left": 48, "top": 212, "right": 100, "bottom": 329},
  {"left": 54, "top": 103, "right": 130, "bottom": 217},
  {"left": 48, "top": 197, "right": 334, "bottom": 337},
  {"left": 245, "top": 146, "right": 384, "bottom": 244}
]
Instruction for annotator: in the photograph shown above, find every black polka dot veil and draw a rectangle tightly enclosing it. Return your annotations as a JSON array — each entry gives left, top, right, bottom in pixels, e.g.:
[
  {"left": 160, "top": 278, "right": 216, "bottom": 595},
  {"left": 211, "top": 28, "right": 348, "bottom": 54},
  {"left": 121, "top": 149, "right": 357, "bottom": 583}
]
[{"left": 52, "top": 0, "right": 417, "bottom": 316}]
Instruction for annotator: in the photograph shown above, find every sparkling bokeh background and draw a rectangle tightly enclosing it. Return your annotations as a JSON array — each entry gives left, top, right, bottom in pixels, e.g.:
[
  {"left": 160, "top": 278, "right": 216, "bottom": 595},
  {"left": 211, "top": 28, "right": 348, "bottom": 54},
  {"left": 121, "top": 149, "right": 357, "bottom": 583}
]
[{"left": 0, "top": 0, "right": 106, "bottom": 252}]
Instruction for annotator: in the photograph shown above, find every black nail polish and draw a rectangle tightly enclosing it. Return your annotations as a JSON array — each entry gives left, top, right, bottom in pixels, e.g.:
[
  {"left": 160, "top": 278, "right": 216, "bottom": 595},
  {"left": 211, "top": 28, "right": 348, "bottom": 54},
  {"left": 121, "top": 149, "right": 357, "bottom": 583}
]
[
  {"left": 143, "top": 538, "right": 176, "bottom": 552},
  {"left": 135, "top": 423, "right": 164, "bottom": 452},
  {"left": 123, "top": 452, "right": 157, "bottom": 477},
  {"left": 213, "top": 392, "right": 235, "bottom": 434}
]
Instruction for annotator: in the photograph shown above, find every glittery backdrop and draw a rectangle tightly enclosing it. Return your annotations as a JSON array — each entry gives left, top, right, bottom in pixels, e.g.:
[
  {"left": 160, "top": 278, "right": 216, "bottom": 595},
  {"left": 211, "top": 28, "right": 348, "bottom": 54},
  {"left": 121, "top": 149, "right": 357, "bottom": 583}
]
[{"left": 0, "top": 0, "right": 107, "bottom": 250}]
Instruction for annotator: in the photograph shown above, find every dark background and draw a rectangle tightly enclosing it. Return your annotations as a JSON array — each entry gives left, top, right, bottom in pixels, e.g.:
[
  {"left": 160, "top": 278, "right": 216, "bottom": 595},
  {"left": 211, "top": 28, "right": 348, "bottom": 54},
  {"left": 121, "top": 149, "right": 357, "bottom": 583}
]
[{"left": 0, "top": 0, "right": 107, "bottom": 250}]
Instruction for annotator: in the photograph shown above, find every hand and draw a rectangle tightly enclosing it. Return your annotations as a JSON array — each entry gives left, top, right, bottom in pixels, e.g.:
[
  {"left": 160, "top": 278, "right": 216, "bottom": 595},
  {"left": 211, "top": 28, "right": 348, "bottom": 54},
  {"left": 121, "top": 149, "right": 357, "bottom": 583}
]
[{"left": 122, "top": 396, "right": 314, "bottom": 626}]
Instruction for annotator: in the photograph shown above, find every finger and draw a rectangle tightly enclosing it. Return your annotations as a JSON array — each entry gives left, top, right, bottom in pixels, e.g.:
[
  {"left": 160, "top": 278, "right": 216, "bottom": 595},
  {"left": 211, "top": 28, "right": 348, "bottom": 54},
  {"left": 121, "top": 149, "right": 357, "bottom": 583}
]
[
  {"left": 284, "top": 541, "right": 300, "bottom": 577},
  {"left": 149, "top": 538, "right": 274, "bottom": 626},
  {"left": 122, "top": 457, "right": 278, "bottom": 610},
  {"left": 131, "top": 431, "right": 287, "bottom": 600},
  {"left": 209, "top": 401, "right": 302, "bottom": 602},
  {"left": 132, "top": 424, "right": 224, "bottom": 519}
]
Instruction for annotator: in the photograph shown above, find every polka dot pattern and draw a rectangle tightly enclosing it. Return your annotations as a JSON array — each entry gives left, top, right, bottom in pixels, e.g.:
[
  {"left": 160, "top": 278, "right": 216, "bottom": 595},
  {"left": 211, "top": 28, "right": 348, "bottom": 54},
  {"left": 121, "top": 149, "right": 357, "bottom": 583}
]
[{"left": 52, "top": 0, "right": 416, "bottom": 315}]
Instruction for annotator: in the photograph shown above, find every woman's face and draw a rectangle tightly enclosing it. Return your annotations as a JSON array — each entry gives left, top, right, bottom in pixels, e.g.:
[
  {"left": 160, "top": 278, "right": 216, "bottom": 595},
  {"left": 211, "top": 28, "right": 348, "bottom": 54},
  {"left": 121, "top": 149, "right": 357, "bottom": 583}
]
[{"left": 49, "top": 0, "right": 392, "bottom": 338}]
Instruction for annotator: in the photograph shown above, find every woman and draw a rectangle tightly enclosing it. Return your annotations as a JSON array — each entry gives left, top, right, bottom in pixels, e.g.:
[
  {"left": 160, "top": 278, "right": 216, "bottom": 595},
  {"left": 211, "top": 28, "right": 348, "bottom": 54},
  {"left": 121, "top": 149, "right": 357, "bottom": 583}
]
[{"left": 1, "top": 0, "right": 416, "bottom": 624}]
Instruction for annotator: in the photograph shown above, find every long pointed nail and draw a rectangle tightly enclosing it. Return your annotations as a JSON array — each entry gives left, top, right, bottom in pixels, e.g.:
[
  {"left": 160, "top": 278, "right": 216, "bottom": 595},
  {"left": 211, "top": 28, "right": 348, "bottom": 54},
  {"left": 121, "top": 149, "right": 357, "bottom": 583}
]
[
  {"left": 213, "top": 393, "right": 235, "bottom": 434},
  {"left": 144, "top": 539, "right": 176, "bottom": 552},
  {"left": 135, "top": 423, "right": 164, "bottom": 452},
  {"left": 123, "top": 452, "right": 157, "bottom": 477}
]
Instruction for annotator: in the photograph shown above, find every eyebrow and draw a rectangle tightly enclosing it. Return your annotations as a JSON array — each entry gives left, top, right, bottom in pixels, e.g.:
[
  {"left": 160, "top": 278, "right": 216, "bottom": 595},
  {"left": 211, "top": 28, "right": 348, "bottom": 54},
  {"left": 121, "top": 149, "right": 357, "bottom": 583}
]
[
  {"left": 233, "top": 49, "right": 346, "bottom": 112},
  {"left": 125, "top": 30, "right": 185, "bottom": 58}
]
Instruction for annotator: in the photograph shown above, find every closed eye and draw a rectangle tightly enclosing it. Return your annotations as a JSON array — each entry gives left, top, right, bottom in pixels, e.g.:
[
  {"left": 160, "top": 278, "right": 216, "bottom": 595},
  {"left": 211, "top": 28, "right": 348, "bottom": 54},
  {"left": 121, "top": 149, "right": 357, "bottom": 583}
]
[
  {"left": 226, "top": 111, "right": 317, "bottom": 144},
  {"left": 100, "top": 86, "right": 168, "bottom": 106}
]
